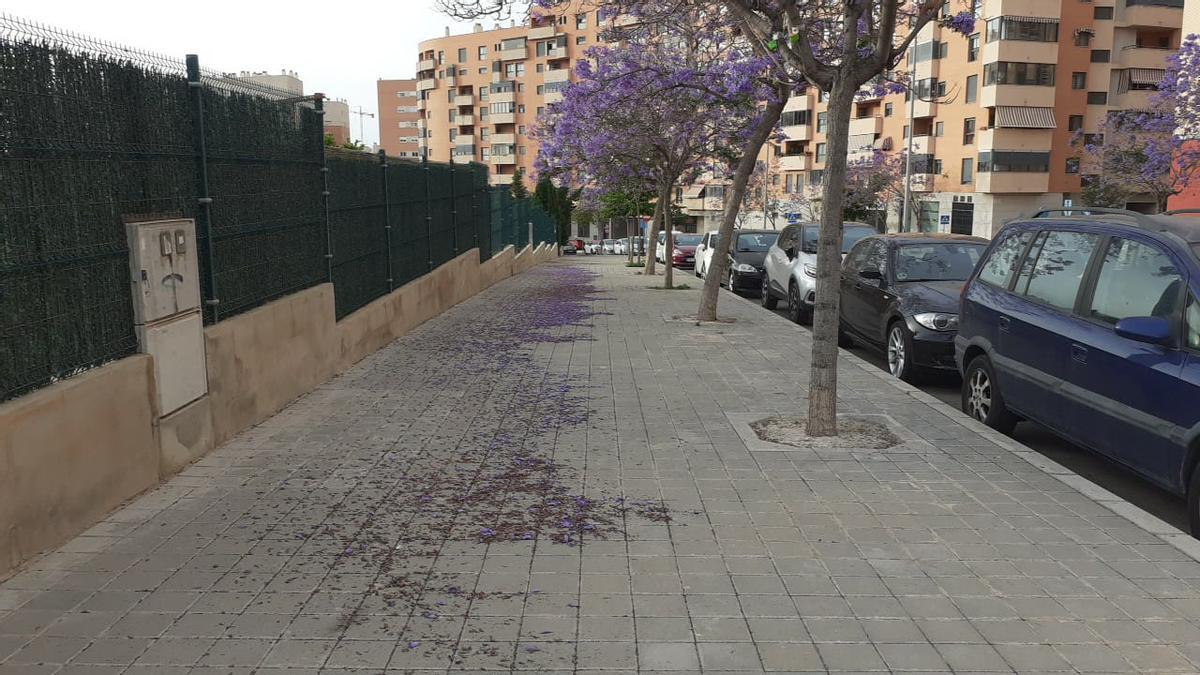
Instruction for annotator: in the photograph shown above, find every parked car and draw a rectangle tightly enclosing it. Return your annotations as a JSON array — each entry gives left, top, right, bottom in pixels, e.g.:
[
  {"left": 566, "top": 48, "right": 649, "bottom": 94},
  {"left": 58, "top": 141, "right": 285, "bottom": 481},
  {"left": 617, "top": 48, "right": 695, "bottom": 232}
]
[
  {"left": 723, "top": 230, "right": 780, "bottom": 295},
  {"left": 668, "top": 233, "right": 702, "bottom": 269},
  {"left": 614, "top": 238, "right": 628, "bottom": 255},
  {"left": 839, "top": 233, "right": 988, "bottom": 381},
  {"left": 694, "top": 231, "right": 722, "bottom": 278},
  {"left": 569, "top": 238, "right": 585, "bottom": 252},
  {"left": 602, "top": 239, "right": 616, "bottom": 254},
  {"left": 955, "top": 208, "right": 1200, "bottom": 534},
  {"left": 583, "top": 240, "right": 601, "bottom": 255},
  {"left": 762, "top": 221, "right": 876, "bottom": 323},
  {"left": 561, "top": 244, "right": 577, "bottom": 255}
]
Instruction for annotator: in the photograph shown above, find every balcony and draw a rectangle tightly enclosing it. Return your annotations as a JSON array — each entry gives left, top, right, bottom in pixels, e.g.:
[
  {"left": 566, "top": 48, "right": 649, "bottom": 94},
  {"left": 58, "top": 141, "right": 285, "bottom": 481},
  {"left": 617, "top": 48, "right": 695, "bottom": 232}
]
[
  {"left": 911, "top": 97, "right": 937, "bottom": 118},
  {"left": 976, "top": 171, "right": 1050, "bottom": 193},
  {"left": 981, "top": 41, "right": 1059, "bottom": 66},
  {"left": 545, "top": 46, "right": 570, "bottom": 60},
  {"left": 909, "top": 174, "right": 935, "bottom": 193},
  {"left": 488, "top": 173, "right": 512, "bottom": 186},
  {"left": 778, "top": 154, "right": 809, "bottom": 171},
  {"left": 1109, "top": 88, "right": 1155, "bottom": 109},
  {"left": 849, "top": 116, "right": 883, "bottom": 136},
  {"left": 980, "top": 84, "right": 1056, "bottom": 108},
  {"left": 491, "top": 112, "right": 516, "bottom": 124},
  {"left": 977, "top": 127, "right": 1054, "bottom": 152},
  {"left": 984, "top": 0, "right": 1064, "bottom": 18},
  {"left": 545, "top": 91, "right": 563, "bottom": 104},
  {"left": 453, "top": 94, "right": 474, "bottom": 107},
  {"left": 499, "top": 46, "right": 528, "bottom": 61},
  {"left": 782, "top": 125, "right": 811, "bottom": 141},
  {"left": 490, "top": 133, "right": 515, "bottom": 145},
  {"left": 452, "top": 154, "right": 474, "bottom": 165},
  {"left": 783, "top": 95, "right": 812, "bottom": 112},
  {"left": 1119, "top": 1, "right": 1184, "bottom": 29},
  {"left": 529, "top": 25, "right": 557, "bottom": 39},
  {"left": 457, "top": 115, "right": 475, "bottom": 127},
  {"left": 543, "top": 69, "right": 570, "bottom": 83},
  {"left": 417, "top": 118, "right": 427, "bottom": 130},
  {"left": 1116, "top": 45, "right": 1174, "bottom": 69},
  {"left": 444, "top": 74, "right": 456, "bottom": 87},
  {"left": 417, "top": 99, "right": 426, "bottom": 111},
  {"left": 491, "top": 90, "right": 515, "bottom": 104},
  {"left": 490, "top": 153, "right": 517, "bottom": 165},
  {"left": 417, "top": 78, "right": 437, "bottom": 91},
  {"left": 417, "top": 58, "right": 436, "bottom": 72},
  {"left": 910, "top": 135, "right": 935, "bottom": 155}
]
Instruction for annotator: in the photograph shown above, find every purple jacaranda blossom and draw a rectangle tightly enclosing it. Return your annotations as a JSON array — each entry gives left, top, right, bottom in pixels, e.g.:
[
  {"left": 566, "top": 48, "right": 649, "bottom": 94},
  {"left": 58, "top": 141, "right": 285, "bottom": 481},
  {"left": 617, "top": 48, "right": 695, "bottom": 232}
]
[
  {"left": 524, "top": 645, "right": 541, "bottom": 653},
  {"left": 422, "top": 610, "right": 439, "bottom": 620},
  {"left": 407, "top": 641, "right": 421, "bottom": 650},
  {"left": 480, "top": 527, "right": 496, "bottom": 538}
]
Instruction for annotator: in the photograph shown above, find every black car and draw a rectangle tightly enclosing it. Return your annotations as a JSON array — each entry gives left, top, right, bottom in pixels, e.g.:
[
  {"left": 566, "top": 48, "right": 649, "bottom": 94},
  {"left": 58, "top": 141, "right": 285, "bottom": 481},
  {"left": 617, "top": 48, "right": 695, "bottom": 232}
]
[
  {"left": 838, "top": 233, "right": 988, "bottom": 381},
  {"left": 722, "top": 230, "right": 779, "bottom": 295}
]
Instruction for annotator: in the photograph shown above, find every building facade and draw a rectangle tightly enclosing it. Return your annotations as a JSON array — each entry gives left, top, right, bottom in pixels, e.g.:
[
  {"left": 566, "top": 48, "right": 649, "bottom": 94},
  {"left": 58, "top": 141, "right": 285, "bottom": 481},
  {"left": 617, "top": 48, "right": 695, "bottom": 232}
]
[
  {"left": 231, "top": 70, "right": 304, "bottom": 95},
  {"left": 761, "top": 0, "right": 1185, "bottom": 237},
  {"left": 1167, "top": 0, "right": 1199, "bottom": 210},
  {"left": 377, "top": 79, "right": 421, "bottom": 158},
  {"left": 409, "top": 2, "right": 620, "bottom": 188}
]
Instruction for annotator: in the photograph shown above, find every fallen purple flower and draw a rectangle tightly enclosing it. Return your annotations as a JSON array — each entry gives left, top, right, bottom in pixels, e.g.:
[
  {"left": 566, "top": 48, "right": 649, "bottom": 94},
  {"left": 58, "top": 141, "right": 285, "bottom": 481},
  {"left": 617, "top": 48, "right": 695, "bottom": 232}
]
[
  {"left": 408, "top": 641, "right": 421, "bottom": 649},
  {"left": 524, "top": 645, "right": 541, "bottom": 653}
]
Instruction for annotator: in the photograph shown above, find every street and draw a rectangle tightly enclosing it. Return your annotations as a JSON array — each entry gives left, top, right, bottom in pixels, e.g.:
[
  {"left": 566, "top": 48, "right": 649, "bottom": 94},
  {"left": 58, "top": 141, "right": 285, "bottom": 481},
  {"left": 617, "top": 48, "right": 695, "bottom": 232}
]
[{"left": 749, "top": 293, "right": 1191, "bottom": 533}]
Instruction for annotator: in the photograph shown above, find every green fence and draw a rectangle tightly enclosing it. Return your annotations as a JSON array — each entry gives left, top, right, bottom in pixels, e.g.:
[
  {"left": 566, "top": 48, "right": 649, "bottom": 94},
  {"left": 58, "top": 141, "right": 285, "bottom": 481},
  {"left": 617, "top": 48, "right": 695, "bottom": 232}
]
[{"left": 0, "top": 16, "right": 557, "bottom": 401}]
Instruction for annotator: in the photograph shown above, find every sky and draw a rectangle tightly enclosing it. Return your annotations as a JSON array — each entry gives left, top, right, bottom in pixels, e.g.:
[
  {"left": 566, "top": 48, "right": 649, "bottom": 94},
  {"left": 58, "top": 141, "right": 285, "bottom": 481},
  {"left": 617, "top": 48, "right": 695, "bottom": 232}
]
[{"left": 1, "top": 0, "right": 525, "bottom": 145}]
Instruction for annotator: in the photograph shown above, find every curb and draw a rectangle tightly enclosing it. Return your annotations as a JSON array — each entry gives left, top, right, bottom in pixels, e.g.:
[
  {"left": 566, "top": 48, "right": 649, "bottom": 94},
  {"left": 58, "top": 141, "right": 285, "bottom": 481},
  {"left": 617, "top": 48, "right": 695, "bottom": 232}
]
[{"left": 711, "top": 280, "right": 1200, "bottom": 563}]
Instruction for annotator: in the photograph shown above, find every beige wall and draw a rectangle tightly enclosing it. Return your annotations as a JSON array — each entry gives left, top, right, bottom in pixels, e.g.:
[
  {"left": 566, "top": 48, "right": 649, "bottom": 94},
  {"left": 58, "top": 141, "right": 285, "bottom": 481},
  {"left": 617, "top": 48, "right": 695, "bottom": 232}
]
[
  {"left": 0, "top": 356, "right": 160, "bottom": 574},
  {"left": 0, "top": 247, "right": 554, "bottom": 578}
]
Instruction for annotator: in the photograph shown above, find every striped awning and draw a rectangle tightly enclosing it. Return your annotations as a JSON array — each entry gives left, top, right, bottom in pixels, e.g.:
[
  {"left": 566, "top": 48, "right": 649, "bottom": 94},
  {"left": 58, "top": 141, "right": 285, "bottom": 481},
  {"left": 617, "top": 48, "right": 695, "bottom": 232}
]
[
  {"left": 1129, "top": 68, "right": 1166, "bottom": 86},
  {"left": 849, "top": 134, "right": 875, "bottom": 151},
  {"left": 994, "top": 106, "right": 1057, "bottom": 129}
]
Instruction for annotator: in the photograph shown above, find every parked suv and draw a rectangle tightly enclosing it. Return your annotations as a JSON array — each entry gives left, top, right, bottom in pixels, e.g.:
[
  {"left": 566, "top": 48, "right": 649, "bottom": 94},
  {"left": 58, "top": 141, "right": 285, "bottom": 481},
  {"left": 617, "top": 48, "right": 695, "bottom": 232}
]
[
  {"left": 955, "top": 209, "right": 1200, "bottom": 534},
  {"left": 840, "top": 233, "right": 987, "bottom": 381},
  {"left": 762, "top": 221, "right": 875, "bottom": 323}
]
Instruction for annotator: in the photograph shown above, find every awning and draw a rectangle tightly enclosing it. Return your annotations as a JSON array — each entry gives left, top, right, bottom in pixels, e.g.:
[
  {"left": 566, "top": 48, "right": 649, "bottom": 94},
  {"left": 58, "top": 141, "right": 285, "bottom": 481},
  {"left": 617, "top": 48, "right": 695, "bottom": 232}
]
[
  {"left": 994, "top": 106, "right": 1057, "bottom": 129},
  {"left": 849, "top": 134, "right": 875, "bottom": 151},
  {"left": 1129, "top": 68, "right": 1166, "bottom": 86},
  {"left": 683, "top": 184, "right": 705, "bottom": 198}
]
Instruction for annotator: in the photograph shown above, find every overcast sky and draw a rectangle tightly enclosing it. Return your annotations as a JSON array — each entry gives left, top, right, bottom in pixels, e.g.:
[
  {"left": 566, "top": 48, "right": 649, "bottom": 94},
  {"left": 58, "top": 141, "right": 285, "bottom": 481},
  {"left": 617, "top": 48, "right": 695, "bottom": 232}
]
[{"left": 1, "top": 1, "right": 522, "bottom": 145}]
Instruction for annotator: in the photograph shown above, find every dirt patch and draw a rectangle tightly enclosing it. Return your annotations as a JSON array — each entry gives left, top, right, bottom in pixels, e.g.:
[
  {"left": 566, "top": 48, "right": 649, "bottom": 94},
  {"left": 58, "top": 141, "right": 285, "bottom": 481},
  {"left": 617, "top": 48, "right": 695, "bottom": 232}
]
[{"left": 750, "top": 415, "right": 899, "bottom": 450}]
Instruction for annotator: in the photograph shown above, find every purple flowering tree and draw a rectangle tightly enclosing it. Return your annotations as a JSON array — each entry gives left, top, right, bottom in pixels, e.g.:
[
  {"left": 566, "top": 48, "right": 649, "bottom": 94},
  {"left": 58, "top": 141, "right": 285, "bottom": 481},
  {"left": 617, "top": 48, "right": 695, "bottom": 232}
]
[
  {"left": 1074, "top": 34, "right": 1200, "bottom": 211},
  {"left": 843, "top": 149, "right": 906, "bottom": 227}
]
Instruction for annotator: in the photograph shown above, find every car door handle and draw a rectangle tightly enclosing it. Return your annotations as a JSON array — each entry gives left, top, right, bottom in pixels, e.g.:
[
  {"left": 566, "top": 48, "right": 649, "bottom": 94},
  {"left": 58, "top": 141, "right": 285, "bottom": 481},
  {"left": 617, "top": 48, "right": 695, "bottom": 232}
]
[
  {"left": 998, "top": 316, "right": 1011, "bottom": 332},
  {"left": 1071, "top": 343, "right": 1088, "bottom": 364}
]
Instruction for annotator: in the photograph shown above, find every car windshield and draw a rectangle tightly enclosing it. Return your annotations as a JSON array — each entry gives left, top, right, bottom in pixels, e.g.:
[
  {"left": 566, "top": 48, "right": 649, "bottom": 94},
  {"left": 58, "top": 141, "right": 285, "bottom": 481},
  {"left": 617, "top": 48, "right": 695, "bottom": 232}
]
[
  {"left": 603, "top": 239, "right": 614, "bottom": 245},
  {"left": 675, "top": 234, "right": 702, "bottom": 246},
  {"left": 736, "top": 233, "right": 777, "bottom": 252},
  {"left": 801, "top": 225, "right": 875, "bottom": 254},
  {"left": 894, "top": 243, "right": 987, "bottom": 282}
]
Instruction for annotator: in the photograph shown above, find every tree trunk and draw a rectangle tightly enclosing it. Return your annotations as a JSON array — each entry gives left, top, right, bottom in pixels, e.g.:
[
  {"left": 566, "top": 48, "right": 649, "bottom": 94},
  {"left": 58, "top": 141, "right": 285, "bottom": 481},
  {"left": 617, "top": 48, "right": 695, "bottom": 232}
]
[
  {"left": 697, "top": 94, "right": 787, "bottom": 322},
  {"left": 645, "top": 197, "right": 662, "bottom": 276},
  {"left": 806, "top": 77, "right": 857, "bottom": 437},
  {"left": 661, "top": 180, "right": 674, "bottom": 289}
]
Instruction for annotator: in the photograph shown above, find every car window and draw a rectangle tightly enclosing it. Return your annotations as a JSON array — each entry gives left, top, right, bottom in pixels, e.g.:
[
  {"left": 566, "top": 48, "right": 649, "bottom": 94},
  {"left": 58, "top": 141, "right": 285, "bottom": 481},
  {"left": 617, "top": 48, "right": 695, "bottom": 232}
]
[
  {"left": 676, "top": 234, "right": 702, "bottom": 246},
  {"left": 1019, "top": 230, "right": 1101, "bottom": 312},
  {"left": 977, "top": 230, "right": 1033, "bottom": 288},
  {"left": 862, "top": 240, "right": 888, "bottom": 275},
  {"left": 1187, "top": 294, "right": 1200, "bottom": 351},
  {"left": 895, "top": 243, "right": 987, "bottom": 282},
  {"left": 735, "top": 233, "right": 776, "bottom": 252},
  {"left": 801, "top": 225, "right": 875, "bottom": 254},
  {"left": 843, "top": 239, "right": 871, "bottom": 272},
  {"left": 1088, "top": 238, "right": 1182, "bottom": 324},
  {"left": 776, "top": 225, "right": 800, "bottom": 253}
]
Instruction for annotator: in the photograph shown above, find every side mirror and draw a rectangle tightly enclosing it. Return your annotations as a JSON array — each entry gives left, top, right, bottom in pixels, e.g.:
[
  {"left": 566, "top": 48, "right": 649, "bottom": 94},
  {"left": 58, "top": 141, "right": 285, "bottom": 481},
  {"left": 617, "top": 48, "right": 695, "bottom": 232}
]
[
  {"left": 1114, "top": 316, "right": 1172, "bottom": 346},
  {"left": 858, "top": 268, "right": 883, "bottom": 281}
]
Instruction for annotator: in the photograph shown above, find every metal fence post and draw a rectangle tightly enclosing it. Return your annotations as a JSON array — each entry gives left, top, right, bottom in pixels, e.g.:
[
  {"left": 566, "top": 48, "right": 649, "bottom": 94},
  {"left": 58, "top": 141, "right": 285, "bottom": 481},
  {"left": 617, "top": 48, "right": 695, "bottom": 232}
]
[
  {"left": 185, "top": 54, "right": 220, "bottom": 322},
  {"left": 315, "top": 93, "right": 332, "bottom": 283},
  {"left": 380, "top": 149, "right": 394, "bottom": 291},
  {"left": 449, "top": 162, "right": 459, "bottom": 256},
  {"left": 423, "top": 154, "right": 434, "bottom": 271},
  {"left": 528, "top": 221, "right": 534, "bottom": 250},
  {"left": 471, "top": 166, "right": 479, "bottom": 254}
]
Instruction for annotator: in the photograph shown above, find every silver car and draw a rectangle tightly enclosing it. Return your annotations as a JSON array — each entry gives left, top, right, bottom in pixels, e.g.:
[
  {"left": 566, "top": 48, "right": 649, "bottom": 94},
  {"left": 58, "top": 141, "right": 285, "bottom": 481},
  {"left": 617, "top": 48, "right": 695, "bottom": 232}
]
[{"left": 761, "top": 222, "right": 876, "bottom": 324}]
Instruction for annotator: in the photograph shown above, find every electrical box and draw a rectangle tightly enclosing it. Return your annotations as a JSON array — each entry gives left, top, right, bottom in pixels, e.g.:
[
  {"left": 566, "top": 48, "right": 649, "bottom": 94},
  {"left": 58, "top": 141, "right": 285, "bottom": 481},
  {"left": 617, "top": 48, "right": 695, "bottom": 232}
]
[{"left": 126, "top": 218, "right": 207, "bottom": 416}]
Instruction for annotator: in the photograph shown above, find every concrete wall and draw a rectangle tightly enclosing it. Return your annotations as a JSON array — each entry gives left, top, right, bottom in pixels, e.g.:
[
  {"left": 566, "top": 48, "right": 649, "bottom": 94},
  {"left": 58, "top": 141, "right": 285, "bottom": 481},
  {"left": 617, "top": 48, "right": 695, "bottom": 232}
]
[
  {"left": 0, "top": 246, "right": 552, "bottom": 578},
  {"left": 0, "top": 356, "right": 160, "bottom": 573}
]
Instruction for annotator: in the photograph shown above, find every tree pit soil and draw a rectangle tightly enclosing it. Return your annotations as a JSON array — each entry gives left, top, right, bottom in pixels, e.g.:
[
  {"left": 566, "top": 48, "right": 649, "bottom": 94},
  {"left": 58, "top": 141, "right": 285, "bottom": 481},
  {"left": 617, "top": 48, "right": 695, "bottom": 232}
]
[{"left": 750, "top": 415, "right": 899, "bottom": 449}]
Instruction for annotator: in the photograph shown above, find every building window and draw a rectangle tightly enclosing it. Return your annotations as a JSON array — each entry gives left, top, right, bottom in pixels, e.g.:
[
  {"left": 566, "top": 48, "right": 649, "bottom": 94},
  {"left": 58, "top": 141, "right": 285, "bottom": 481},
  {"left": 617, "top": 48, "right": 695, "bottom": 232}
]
[
  {"left": 817, "top": 112, "right": 828, "bottom": 133},
  {"left": 903, "top": 125, "right": 909, "bottom": 138},
  {"left": 781, "top": 110, "right": 812, "bottom": 126},
  {"left": 986, "top": 17, "right": 1059, "bottom": 42},
  {"left": 1068, "top": 115, "right": 1084, "bottom": 132},
  {"left": 437, "top": 50, "right": 444, "bottom": 64},
  {"left": 1066, "top": 157, "right": 1080, "bottom": 174},
  {"left": 809, "top": 170, "right": 824, "bottom": 185},
  {"left": 935, "top": 121, "right": 944, "bottom": 137},
  {"left": 818, "top": 90, "right": 827, "bottom": 103},
  {"left": 984, "top": 62, "right": 1056, "bottom": 86},
  {"left": 537, "top": 106, "right": 544, "bottom": 116},
  {"left": 977, "top": 151, "right": 1051, "bottom": 173},
  {"left": 490, "top": 102, "right": 516, "bottom": 114},
  {"left": 785, "top": 174, "right": 794, "bottom": 193},
  {"left": 478, "top": 67, "right": 487, "bottom": 74},
  {"left": 968, "top": 34, "right": 980, "bottom": 61},
  {"left": 481, "top": 128, "right": 489, "bottom": 139},
  {"left": 518, "top": 83, "right": 525, "bottom": 92},
  {"left": 963, "top": 118, "right": 976, "bottom": 144},
  {"left": 1094, "top": 6, "right": 1113, "bottom": 19},
  {"left": 518, "top": 125, "right": 526, "bottom": 134},
  {"left": 1072, "top": 72, "right": 1087, "bottom": 89},
  {"left": 933, "top": 159, "right": 943, "bottom": 175},
  {"left": 518, "top": 104, "right": 525, "bottom": 113},
  {"left": 478, "top": 46, "right": 487, "bottom": 60},
  {"left": 576, "top": 36, "right": 586, "bottom": 44},
  {"left": 576, "top": 13, "right": 588, "bottom": 29},
  {"left": 505, "top": 63, "right": 526, "bottom": 78},
  {"left": 962, "top": 157, "right": 974, "bottom": 184},
  {"left": 519, "top": 145, "right": 527, "bottom": 155},
  {"left": 884, "top": 103, "right": 893, "bottom": 117},
  {"left": 815, "top": 143, "right": 827, "bottom": 163},
  {"left": 912, "top": 41, "right": 949, "bottom": 62},
  {"left": 965, "top": 74, "right": 978, "bottom": 103},
  {"left": 1075, "top": 30, "right": 1093, "bottom": 47},
  {"left": 1087, "top": 91, "right": 1108, "bottom": 105},
  {"left": 479, "top": 107, "right": 488, "bottom": 118},
  {"left": 536, "top": 64, "right": 544, "bottom": 73},
  {"left": 536, "top": 85, "right": 544, "bottom": 94},
  {"left": 458, "top": 48, "right": 467, "bottom": 63},
  {"left": 1091, "top": 50, "right": 1110, "bottom": 63}
]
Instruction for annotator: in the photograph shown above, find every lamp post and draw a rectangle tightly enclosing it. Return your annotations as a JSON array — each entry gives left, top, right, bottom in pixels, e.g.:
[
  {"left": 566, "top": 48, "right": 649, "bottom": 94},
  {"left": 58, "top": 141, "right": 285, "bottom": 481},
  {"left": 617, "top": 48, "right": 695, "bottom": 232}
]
[{"left": 351, "top": 105, "right": 374, "bottom": 146}]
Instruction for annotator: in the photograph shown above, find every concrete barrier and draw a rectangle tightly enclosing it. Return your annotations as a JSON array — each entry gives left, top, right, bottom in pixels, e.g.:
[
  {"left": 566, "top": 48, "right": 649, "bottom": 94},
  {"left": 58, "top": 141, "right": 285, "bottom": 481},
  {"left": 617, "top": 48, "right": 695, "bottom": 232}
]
[{"left": 0, "top": 246, "right": 553, "bottom": 577}]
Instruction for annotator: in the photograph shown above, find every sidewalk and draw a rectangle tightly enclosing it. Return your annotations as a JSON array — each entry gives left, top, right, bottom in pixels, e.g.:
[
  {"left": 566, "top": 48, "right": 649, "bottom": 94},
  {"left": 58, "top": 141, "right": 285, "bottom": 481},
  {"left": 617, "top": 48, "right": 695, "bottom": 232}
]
[{"left": 4, "top": 256, "right": 1200, "bottom": 674}]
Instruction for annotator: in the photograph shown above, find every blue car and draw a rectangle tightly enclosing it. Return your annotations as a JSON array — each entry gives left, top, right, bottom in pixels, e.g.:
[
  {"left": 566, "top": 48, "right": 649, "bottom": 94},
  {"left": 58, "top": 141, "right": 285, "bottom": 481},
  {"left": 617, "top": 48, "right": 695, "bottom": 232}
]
[{"left": 955, "top": 209, "right": 1200, "bottom": 534}]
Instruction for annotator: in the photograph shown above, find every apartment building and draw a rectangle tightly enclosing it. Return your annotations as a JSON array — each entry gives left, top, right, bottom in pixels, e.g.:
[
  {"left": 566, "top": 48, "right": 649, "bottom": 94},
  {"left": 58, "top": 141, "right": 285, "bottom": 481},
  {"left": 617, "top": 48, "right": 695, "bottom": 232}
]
[
  {"left": 1167, "top": 0, "right": 1199, "bottom": 209},
  {"left": 377, "top": 79, "right": 422, "bottom": 158},
  {"left": 763, "top": 0, "right": 1186, "bottom": 237},
  {"left": 409, "top": 2, "right": 622, "bottom": 188}
]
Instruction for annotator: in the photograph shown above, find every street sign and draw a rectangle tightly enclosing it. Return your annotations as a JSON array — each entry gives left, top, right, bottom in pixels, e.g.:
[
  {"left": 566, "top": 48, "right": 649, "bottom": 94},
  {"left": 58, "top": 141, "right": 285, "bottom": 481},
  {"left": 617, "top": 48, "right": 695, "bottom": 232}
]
[
  {"left": 939, "top": 214, "right": 951, "bottom": 226},
  {"left": 1063, "top": 198, "right": 1073, "bottom": 208},
  {"left": 785, "top": 212, "right": 802, "bottom": 224}
]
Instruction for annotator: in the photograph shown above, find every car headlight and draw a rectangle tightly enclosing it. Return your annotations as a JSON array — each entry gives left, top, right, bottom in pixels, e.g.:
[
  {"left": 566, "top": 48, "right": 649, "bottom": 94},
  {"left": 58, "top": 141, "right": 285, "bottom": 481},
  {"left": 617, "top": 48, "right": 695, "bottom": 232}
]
[
  {"left": 673, "top": 249, "right": 682, "bottom": 256},
  {"left": 734, "top": 263, "right": 757, "bottom": 273},
  {"left": 913, "top": 312, "right": 958, "bottom": 331},
  {"left": 802, "top": 263, "right": 818, "bottom": 277}
]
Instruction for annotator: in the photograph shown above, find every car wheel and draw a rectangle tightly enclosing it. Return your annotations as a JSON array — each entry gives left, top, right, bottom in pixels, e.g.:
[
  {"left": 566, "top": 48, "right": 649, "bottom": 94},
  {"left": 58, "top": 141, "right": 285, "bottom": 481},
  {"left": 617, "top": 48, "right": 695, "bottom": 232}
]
[
  {"left": 761, "top": 275, "right": 778, "bottom": 309},
  {"left": 787, "top": 282, "right": 810, "bottom": 324},
  {"left": 961, "top": 355, "right": 1018, "bottom": 434},
  {"left": 886, "top": 321, "right": 916, "bottom": 382},
  {"left": 837, "top": 320, "right": 853, "bottom": 348},
  {"left": 727, "top": 269, "right": 736, "bottom": 295}
]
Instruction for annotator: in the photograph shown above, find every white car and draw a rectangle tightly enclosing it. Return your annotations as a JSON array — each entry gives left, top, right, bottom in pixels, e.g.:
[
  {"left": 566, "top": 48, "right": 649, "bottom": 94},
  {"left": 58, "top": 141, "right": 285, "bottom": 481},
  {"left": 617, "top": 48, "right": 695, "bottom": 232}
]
[
  {"left": 694, "top": 230, "right": 722, "bottom": 278},
  {"left": 761, "top": 221, "right": 876, "bottom": 324},
  {"left": 583, "top": 241, "right": 602, "bottom": 255},
  {"left": 614, "top": 238, "right": 627, "bottom": 255},
  {"left": 602, "top": 239, "right": 616, "bottom": 254}
]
